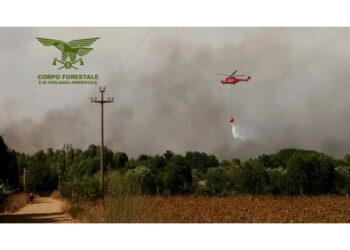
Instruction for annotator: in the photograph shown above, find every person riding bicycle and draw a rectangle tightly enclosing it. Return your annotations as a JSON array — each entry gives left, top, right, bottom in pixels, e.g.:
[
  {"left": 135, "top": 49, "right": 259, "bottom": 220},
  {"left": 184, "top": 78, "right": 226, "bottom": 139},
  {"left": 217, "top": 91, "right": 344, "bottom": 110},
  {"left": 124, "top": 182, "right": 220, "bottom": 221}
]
[{"left": 28, "top": 192, "right": 34, "bottom": 204}]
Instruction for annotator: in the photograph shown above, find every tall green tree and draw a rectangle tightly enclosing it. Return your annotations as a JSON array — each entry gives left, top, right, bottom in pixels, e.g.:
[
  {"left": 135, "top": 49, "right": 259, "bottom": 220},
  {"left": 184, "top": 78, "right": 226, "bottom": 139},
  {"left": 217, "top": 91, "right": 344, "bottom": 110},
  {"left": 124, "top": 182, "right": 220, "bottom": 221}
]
[
  {"left": 0, "top": 136, "right": 19, "bottom": 189},
  {"left": 237, "top": 160, "right": 269, "bottom": 194},
  {"left": 286, "top": 152, "right": 335, "bottom": 195},
  {"left": 162, "top": 155, "right": 192, "bottom": 194},
  {"left": 184, "top": 151, "right": 219, "bottom": 176},
  {"left": 334, "top": 166, "right": 350, "bottom": 195}
]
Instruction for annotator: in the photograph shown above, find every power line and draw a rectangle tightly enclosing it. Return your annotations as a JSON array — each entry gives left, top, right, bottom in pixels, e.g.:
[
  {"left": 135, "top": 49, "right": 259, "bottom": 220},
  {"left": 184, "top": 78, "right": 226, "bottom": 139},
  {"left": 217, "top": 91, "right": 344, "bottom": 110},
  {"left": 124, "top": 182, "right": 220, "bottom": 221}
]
[{"left": 112, "top": 28, "right": 153, "bottom": 80}]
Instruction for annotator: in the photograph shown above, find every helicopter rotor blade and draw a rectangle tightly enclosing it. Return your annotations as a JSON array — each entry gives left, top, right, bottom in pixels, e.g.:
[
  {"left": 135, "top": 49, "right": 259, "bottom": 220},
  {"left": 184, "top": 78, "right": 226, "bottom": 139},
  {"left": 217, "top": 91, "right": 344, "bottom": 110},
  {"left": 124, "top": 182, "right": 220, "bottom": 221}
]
[
  {"left": 231, "top": 70, "right": 237, "bottom": 76},
  {"left": 216, "top": 73, "right": 230, "bottom": 76}
]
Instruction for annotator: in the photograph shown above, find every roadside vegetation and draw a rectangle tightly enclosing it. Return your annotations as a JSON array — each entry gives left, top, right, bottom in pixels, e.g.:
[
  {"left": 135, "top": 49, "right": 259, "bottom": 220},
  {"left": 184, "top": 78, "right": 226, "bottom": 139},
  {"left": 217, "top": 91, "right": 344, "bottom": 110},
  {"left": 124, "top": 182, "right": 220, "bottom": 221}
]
[
  {"left": 17, "top": 145, "right": 350, "bottom": 197},
  {"left": 2, "top": 134, "right": 350, "bottom": 221}
]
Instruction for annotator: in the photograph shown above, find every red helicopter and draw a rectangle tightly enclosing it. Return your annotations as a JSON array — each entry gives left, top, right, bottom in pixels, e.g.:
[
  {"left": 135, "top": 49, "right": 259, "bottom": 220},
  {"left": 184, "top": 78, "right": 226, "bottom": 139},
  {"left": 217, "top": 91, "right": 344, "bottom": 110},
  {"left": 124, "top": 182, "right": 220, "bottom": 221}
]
[{"left": 217, "top": 70, "right": 251, "bottom": 85}]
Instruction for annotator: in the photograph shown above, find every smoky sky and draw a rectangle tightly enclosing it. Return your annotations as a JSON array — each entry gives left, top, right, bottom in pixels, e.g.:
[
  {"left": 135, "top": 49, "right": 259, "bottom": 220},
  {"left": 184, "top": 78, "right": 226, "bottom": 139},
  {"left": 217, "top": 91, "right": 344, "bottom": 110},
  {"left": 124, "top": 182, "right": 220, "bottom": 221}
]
[{"left": 1, "top": 28, "right": 350, "bottom": 159}]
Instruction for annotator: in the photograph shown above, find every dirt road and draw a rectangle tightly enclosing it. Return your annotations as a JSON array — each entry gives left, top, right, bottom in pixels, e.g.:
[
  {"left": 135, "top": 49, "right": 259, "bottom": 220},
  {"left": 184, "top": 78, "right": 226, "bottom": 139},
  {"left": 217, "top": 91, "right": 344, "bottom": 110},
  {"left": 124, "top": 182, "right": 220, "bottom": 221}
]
[{"left": 0, "top": 196, "right": 71, "bottom": 223}]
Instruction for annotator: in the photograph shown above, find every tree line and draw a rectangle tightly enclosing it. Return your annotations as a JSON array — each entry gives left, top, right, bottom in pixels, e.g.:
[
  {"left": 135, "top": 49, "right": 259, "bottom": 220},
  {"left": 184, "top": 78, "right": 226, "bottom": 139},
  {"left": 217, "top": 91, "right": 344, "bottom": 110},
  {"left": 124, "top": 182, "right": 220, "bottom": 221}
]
[
  {"left": 1, "top": 136, "right": 350, "bottom": 202},
  {"left": 0, "top": 137, "right": 19, "bottom": 203}
]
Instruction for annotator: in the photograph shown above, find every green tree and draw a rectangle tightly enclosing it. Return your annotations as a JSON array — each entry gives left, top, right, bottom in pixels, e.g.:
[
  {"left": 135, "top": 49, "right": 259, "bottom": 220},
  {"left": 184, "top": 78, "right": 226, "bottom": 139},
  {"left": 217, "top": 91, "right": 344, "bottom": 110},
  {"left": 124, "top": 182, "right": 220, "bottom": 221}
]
[
  {"left": 258, "top": 154, "right": 276, "bottom": 168},
  {"left": 163, "top": 150, "right": 174, "bottom": 161},
  {"left": 113, "top": 152, "right": 128, "bottom": 170},
  {"left": 285, "top": 152, "right": 335, "bottom": 195},
  {"left": 232, "top": 157, "right": 241, "bottom": 167},
  {"left": 125, "top": 165, "right": 155, "bottom": 194},
  {"left": 0, "top": 136, "right": 19, "bottom": 189},
  {"left": 334, "top": 166, "right": 350, "bottom": 195},
  {"left": 61, "top": 175, "right": 101, "bottom": 201},
  {"left": 184, "top": 151, "right": 219, "bottom": 176},
  {"left": 26, "top": 150, "right": 57, "bottom": 191},
  {"left": 266, "top": 168, "right": 286, "bottom": 195},
  {"left": 206, "top": 167, "right": 237, "bottom": 195},
  {"left": 237, "top": 160, "right": 269, "bottom": 194},
  {"left": 344, "top": 154, "right": 350, "bottom": 165},
  {"left": 162, "top": 155, "right": 192, "bottom": 194},
  {"left": 147, "top": 155, "right": 166, "bottom": 194}
]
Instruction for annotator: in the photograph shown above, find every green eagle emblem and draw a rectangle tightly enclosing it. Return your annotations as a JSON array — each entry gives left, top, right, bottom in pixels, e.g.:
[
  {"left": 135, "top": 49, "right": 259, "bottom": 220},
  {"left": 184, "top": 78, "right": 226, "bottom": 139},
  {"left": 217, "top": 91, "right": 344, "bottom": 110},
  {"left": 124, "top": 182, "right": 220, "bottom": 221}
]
[{"left": 37, "top": 37, "right": 100, "bottom": 69}]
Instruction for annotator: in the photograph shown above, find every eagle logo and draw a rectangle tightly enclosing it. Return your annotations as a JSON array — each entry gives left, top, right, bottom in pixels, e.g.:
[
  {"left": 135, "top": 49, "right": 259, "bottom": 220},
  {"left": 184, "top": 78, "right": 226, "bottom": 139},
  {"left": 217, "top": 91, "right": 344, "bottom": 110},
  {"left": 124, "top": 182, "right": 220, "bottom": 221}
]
[{"left": 36, "top": 37, "right": 100, "bottom": 69}]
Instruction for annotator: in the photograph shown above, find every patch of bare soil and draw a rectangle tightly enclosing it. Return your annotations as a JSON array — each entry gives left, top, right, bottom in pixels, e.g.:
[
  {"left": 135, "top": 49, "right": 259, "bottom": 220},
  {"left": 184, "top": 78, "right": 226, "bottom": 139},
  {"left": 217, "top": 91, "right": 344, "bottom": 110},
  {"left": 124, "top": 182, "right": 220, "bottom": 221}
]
[{"left": 0, "top": 196, "right": 72, "bottom": 223}]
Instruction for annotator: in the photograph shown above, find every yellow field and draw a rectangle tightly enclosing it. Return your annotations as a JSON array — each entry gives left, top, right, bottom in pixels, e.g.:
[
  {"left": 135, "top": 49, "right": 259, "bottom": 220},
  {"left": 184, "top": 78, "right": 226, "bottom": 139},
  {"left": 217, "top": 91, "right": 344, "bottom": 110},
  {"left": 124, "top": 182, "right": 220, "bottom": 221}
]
[
  {"left": 136, "top": 196, "right": 350, "bottom": 223},
  {"left": 74, "top": 196, "right": 350, "bottom": 223},
  {"left": 72, "top": 195, "right": 350, "bottom": 223}
]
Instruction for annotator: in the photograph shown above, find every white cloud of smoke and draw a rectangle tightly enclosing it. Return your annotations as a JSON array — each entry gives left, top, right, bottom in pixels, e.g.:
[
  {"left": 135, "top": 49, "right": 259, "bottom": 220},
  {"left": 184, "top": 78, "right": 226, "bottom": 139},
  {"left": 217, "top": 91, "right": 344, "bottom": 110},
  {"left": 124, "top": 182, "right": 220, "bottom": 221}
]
[{"left": 2, "top": 28, "right": 350, "bottom": 159}]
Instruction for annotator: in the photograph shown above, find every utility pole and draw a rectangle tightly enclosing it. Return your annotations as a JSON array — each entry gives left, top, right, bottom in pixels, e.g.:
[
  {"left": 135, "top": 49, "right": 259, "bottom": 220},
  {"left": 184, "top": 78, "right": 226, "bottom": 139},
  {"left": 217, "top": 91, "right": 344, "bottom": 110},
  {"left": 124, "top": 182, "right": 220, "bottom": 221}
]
[
  {"left": 63, "top": 143, "right": 72, "bottom": 171},
  {"left": 91, "top": 87, "right": 114, "bottom": 191},
  {"left": 23, "top": 167, "right": 26, "bottom": 192},
  {"left": 57, "top": 168, "right": 61, "bottom": 193},
  {"left": 62, "top": 143, "right": 72, "bottom": 192}
]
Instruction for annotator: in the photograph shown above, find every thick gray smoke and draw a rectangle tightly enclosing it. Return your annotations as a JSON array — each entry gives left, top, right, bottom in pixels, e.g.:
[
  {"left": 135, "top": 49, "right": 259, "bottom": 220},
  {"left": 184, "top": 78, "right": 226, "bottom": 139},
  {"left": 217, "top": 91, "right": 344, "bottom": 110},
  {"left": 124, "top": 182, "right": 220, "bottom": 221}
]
[{"left": 2, "top": 28, "right": 350, "bottom": 159}]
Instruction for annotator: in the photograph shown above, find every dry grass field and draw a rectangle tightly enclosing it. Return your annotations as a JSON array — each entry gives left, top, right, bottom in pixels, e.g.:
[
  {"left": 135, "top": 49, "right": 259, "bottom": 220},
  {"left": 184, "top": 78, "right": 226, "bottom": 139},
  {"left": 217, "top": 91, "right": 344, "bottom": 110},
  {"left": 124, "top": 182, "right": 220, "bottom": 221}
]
[{"left": 71, "top": 195, "right": 350, "bottom": 223}]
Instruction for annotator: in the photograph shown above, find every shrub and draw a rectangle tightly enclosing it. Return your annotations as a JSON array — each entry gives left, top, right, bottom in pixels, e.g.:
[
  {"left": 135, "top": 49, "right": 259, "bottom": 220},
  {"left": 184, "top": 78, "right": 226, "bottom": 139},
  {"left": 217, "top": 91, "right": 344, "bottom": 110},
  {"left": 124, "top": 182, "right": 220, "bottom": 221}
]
[
  {"left": 0, "top": 180, "right": 13, "bottom": 204},
  {"left": 125, "top": 165, "right": 154, "bottom": 194},
  {"left": 69, "top": 206, "right": 85, "bottom": 219},
  {"left": 237, "top": 160, "right": 269, "bottom": 194},
  {"left": 206, "top": 167, "right": 230, "bottom": 195},
  {"left": 334, "top": 166, "right": 350, "bottom": 195},
  {"left": 103, "top": 171, "right": 142, "bottom": 222},
  {"left": 61, "top": 175, "right": 101, "bottom": 201},
  {"left": 162, "top": 155, "right": 192, "bottom": 194},
  {"left": 196, "top": 162, "right": 239, "bottom": 196},
  {"left": 194, "top": 183, "right": 213, "bottom": 196},
  {"left": 266, "top": 168, "right": 286, "bottom": 195}
]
